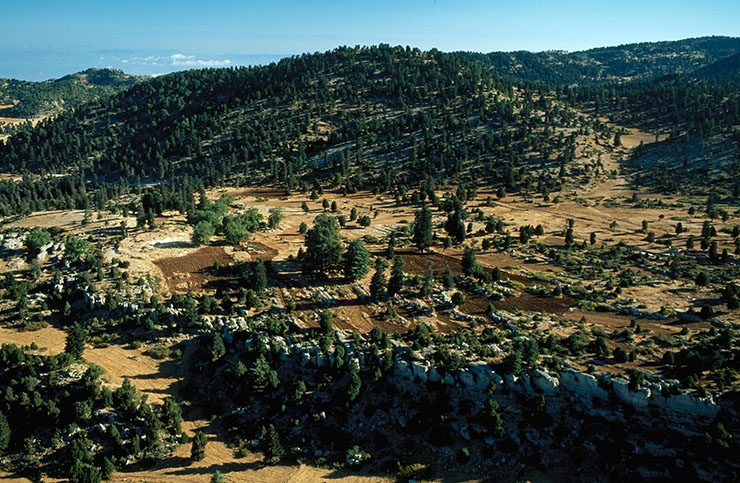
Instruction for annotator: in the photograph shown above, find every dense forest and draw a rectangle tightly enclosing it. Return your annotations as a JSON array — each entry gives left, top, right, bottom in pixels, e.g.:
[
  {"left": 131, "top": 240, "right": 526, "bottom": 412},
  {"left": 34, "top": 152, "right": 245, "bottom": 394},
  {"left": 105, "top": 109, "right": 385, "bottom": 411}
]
[{"left": 0, "top": 44, "right": 602, "bottom": 216}]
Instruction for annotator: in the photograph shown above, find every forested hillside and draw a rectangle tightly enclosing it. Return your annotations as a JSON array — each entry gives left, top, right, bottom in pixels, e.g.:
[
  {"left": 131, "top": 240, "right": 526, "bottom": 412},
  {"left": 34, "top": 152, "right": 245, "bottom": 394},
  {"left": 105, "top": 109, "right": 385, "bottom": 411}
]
[
  {"left": 0, "top": 45, "right": 608, "bottom": 215},
  {"left": 0, "top": 68, "right": 141, "bottom": 118},
  {"left": 456, "top": 36, "right": 740, "bottom": 85}
]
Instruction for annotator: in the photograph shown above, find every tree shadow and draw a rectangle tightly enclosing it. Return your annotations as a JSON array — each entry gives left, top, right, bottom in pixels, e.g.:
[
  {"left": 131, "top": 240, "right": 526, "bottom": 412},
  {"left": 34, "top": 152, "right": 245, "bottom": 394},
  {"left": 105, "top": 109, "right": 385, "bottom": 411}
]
[{"left": 165, "top": 459, "right": 268, "bottom": 476}]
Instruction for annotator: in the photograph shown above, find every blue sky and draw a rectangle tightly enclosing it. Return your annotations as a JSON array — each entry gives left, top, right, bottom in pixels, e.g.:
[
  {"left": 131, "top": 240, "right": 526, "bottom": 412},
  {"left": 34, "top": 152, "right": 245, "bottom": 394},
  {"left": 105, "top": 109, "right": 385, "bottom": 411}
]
[{"left": 2, "top": 0, "right": 739, "bottom": 80}]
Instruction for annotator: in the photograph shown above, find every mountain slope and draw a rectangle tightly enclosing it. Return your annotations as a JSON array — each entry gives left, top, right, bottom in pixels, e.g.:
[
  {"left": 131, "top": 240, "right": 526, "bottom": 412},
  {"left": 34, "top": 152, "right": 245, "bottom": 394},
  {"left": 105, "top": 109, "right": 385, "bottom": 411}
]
[
  {"left": 456, "top": 36, "right": 740, "bottom": 86},
  {"left": 692, "top": 52, "right": 740, "bottom": 80},
  {"left": 0, "top": 46, "right": 601, "bottom": 198},
  {"left": 0, "top": 67, "right": 142, "bottom": 118}
]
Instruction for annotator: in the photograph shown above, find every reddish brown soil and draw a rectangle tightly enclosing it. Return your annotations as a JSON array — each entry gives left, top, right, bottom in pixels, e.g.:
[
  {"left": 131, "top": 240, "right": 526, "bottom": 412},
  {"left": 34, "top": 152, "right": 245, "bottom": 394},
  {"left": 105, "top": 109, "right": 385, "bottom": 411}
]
[
  {"left": 230, "top": 188, "right": 287, "bottom": 199},
  {"left": 154, "top": 246, "right": 238, "bottom": 294}
]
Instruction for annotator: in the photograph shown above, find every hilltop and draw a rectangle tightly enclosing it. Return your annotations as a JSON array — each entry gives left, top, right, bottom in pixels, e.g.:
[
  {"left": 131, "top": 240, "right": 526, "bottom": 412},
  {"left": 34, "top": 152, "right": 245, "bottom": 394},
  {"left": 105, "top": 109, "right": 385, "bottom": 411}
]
[
  {"left": 456, "top": 35, "right": 740, "bottom": 85},
  {"left": 0, "top": 67, "right": 142, "bottom": 118}
]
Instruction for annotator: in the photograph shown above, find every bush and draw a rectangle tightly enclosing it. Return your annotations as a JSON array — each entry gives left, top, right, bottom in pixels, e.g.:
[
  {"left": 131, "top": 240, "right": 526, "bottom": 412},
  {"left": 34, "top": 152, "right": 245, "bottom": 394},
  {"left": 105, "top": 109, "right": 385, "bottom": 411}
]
[
  {"left": 613, "top": 346, "right": 628, "bottom": 363},
  {"left": 191, "top": 221, "right": 215, "bottom": 246},
  {"left": 451, "top": 291, "right": 466, "bottom": 306}
]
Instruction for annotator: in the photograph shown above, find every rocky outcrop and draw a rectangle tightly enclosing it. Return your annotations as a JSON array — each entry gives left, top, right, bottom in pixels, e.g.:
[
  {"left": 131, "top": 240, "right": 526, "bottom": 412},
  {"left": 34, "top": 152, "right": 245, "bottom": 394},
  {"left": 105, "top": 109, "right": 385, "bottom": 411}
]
[
  {"left": 530, "top": 369, "right": 560, "bottom": 395},
  {"left": 559, "top": 370, "right": 610, "bottom": 400},
  {"left": 612, "top": 379, "right": 651, "bottom": 409},
  {"left": 278, "top": 331, "right": 721, "bottom": 426}
]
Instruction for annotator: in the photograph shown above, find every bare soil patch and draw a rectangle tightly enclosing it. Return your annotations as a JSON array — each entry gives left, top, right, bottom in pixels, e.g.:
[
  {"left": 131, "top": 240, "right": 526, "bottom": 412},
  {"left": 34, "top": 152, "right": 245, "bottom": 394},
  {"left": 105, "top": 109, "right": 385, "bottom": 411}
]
[
  {"left": 154, "top": 246, "right": 238, "bottom": 294},
  {"left": 0, "top": 325, "right": 66, "bottom": 355}
]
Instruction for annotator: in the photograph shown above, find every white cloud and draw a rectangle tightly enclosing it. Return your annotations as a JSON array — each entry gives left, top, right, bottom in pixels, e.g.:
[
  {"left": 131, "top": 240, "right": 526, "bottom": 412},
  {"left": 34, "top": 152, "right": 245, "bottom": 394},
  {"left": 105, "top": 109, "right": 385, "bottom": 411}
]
[{"left": 169, "top": 53, "right": 231, "bottom": 67}]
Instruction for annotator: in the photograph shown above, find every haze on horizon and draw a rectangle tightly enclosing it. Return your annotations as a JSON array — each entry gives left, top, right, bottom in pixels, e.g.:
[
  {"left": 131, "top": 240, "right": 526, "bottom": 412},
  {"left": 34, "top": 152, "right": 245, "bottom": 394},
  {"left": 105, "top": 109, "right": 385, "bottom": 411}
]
[{"left": 3, "top": 0, "right": 739, "bottom": 81}]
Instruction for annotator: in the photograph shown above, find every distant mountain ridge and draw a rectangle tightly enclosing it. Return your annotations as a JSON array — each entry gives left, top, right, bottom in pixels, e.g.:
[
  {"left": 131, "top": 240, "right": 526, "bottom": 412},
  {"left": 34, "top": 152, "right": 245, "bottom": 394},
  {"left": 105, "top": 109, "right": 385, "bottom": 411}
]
[
  {"left": 0, "top": 67, "right": 142, "bottom": 118},
  {"left": 455, "top": 36, "right": 740, "bottom": 85},
  {"left": 692, "top": 52, "right": 740, "bottom": 80}
]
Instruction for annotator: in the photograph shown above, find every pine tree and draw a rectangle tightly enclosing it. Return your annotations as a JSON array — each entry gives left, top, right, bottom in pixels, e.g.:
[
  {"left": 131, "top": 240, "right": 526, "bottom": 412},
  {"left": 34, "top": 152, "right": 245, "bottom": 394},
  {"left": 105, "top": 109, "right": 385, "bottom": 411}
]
[
  {"left": 387, "top": 255, "right": 404, "bottom": 297},
  {"left": 210, "top": 332, "right": 226, "bottom": 361},
  {"left": 253, "top": 258, "right": 267, "bottom": 293},
  {"left": 412, "top": 204, "right": 433, "bottom": 252},
  {"left": 191, "top": 430, "right": 207, "bottom": 461},
  {"left": 303, "top": 214, "right": 344, "bottom": 277},
  {"left": 421, "top": 261, "right": 434, "bottom": 297},
  {"left": 114, "top": 377, "right": 138, "bottom": 413},
  {"left": 65, "top": 323, "right": 88, "bottom": 360},
  {"left": 347, "top": 367, "right": 362, "bottom": 403},
  {"left": 369, "top": 258, "right": 388, "bottom": 301},
  {"left": 386, "top": 233, "right": 396, "bottom": 259},
  {"left": 442, "top": 265, "right": 455, "bottom": 289},
  {"left": 265, "top": 424, "right": 284, "bottom": 461},
  {"left": 343, "top": 239, "right": 370, "bottom": 281},
  {"left": 461, "top": 246, "right": 478, "bottom": 277},
  {"left": 0, "top": 411, "right": 10, "bottom": 456}
]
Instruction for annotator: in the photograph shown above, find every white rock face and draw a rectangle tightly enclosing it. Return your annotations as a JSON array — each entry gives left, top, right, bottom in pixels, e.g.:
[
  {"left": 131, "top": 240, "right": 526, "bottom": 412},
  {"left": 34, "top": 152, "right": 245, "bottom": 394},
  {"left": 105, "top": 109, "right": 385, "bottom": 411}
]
[
  {"left": 663, "top": 393, "right": 720, "bottom": 418},
  {"left": 559, "top": 370, "right": 609, "bottom": 400},
  {"left": 530, "top": 369, "right": 560, "bottom": 395},
  {"left": 468, "top": 361, "right": 494, "bottom": 390},
  {"left": 612, "top": 379, "right": 651, "bottom": 409},
  {"left": 411, "top": 361, "right": 428, "bottom": 382},
  {"left": 428, "top": 366, "right": 442, "bottom": 383}
]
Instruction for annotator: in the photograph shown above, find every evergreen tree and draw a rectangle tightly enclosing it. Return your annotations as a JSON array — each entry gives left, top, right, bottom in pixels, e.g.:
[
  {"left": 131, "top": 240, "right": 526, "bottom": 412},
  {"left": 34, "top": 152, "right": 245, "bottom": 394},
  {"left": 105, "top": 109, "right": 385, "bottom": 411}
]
[
  {"left": 191, "top": 430, "right": 208, "bottom": 461},
  {"left": 0, "top": 411, "right": 9, "bottom": 456},
  {"left": 343, "top": 239, "right": 370, "bottom": 281},
  {"left": 386, "top": 233, "right": 396, "bottom": 259},
  {"left": 70, "top": 461, "right": 102, "bottom": 483},
  {"left": 253, "top": 258, "right": 267, "bottom": 293},
  {"left": 265, "top": 424, "right": 284, "bottom": 462},
  {"left": 319, "top": 310, "right": 333, "bottom": 334},
  {"left": 114, "top": 377, "right": 138, "bottom": 413},
  {"left": 421, "top": 261, "right": 435, "bottom": 297},
  {"left": 369, "top": 258, "right": 388, "bottom": 301},
  {"left": 387, "top": 255, "right": 404, "bottom": 297},
  {"left": 347, "top": 366, "right": 362, "bottom": 403},
  {"left": 412, "top": 204, "right": 433, "bottom": 252},
  {"left": 65, "top": 323, "right": 88, "bottom": 360},
  {"left": 303, "top": 214, "right": 344, "bottom": 277},
  {"left": 442, "top": 265, "right": 455, "bottom": 289},
  {"left": 211, "top": 332, "right": 226, "bottom": 361},
  {"left": 461, "top": 246, "right": 478, "bottom": 277}
]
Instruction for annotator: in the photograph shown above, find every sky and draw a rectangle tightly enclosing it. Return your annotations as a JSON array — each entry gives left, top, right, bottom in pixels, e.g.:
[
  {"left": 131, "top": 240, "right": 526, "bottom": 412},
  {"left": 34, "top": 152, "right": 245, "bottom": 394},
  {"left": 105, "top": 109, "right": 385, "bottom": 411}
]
[{"left": 2, "top": 0, "right": 739, "bottom": 80}]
